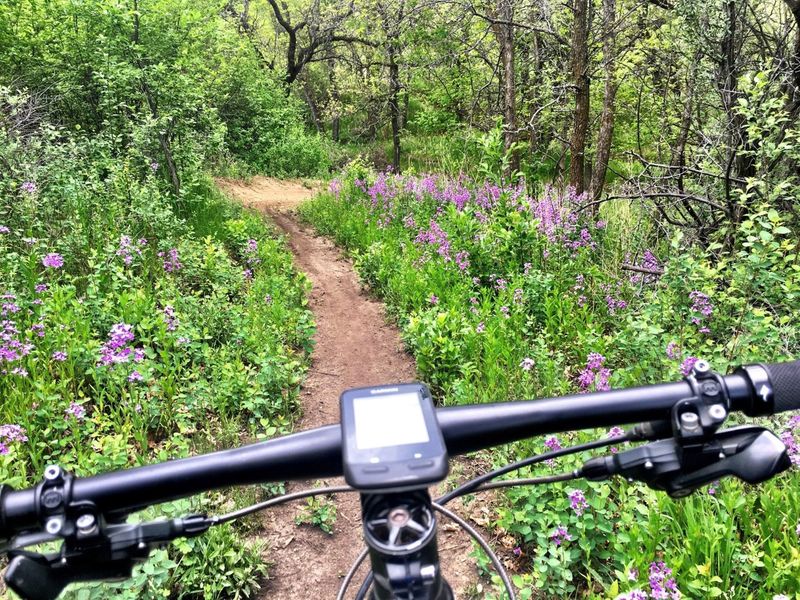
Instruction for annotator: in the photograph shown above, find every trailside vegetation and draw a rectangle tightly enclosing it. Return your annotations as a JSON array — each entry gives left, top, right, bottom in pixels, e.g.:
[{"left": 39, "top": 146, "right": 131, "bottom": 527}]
[
  {"left": 300, "top": 156, "right": 800, "bottom": 598},
  {"left": 4, "top": 0, "right": 800, "bottom": 597},
  {"left": 0, "top": 0, "right": 321, "bottom": 594}
]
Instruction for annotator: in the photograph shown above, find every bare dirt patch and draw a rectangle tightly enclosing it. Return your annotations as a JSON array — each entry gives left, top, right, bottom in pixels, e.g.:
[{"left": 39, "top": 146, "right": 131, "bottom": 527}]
[{"left": 218, "top": 178, "right": 480, "bottom": 599}]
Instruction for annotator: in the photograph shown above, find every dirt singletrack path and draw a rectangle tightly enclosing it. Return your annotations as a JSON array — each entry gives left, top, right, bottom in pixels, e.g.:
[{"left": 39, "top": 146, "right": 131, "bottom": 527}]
[{"left": 217, "top": 177, "right": 477, "bottom": 599}]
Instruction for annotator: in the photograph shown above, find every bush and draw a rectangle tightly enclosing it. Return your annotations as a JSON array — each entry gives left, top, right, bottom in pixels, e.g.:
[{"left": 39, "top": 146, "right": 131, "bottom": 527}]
[
  {"left": 300, "top": 165, "right": 800, "bottom": 598},
  {"left": 0, "top": 88, "right": 314, "bottom": 597}
]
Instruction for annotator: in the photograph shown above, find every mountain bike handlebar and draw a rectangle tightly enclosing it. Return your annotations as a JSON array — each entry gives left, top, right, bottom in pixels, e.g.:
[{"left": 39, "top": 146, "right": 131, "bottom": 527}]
[{"left": 1, "top": 360, "right": 798, "bottom": 541}]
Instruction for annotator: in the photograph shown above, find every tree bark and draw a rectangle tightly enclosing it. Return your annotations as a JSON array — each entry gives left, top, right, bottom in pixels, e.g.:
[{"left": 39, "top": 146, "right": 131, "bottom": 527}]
[
  {"left": 497, "top": 0, "right": 519, "bottom": 175},
  {"left": 389, "top": 44, "right": 401, "bottom": 171},
  {"left": 569, "top": 0, "right": 590, "bottom": 195},
  {"left": 589, "top": 0, "right": 617, "bottom": 204},
  {"left": 671, "top": 50, "right": 701, "bottom": 195}
]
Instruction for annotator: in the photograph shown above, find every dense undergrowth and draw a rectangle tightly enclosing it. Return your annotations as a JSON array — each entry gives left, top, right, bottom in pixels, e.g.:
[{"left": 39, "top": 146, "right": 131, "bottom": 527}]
[
  {"left": 300, "top": 163, "right": 800, "bottom": 599},
  {"left": 0, "top": 87, "right": 314, "bottom": 598}
]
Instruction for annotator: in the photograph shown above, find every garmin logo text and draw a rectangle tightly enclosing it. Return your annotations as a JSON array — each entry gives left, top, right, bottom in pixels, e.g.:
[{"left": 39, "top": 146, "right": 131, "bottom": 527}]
[{"left": 370, "top": 387, "right": 400, "bottom": 394}]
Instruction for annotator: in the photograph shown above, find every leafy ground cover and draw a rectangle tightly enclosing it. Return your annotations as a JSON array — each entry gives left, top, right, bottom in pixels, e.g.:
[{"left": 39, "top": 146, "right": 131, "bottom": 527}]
[
  {"left": 300, "top": 163, "right": 800, "bottom": 599},
  {"left": 0, "top": 89, "right": 314, "bottom": 598}
]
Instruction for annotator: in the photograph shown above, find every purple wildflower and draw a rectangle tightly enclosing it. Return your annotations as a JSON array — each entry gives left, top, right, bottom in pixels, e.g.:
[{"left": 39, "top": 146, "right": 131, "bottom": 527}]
[
  {"left": 666, "top": 342, "right": 680, "bottom": 360},
  {"left": 568, "top": 489, "right": 589, "bottom": 515},
  {"left": 127, "top": 370, "right": 143, "bottom": 383},
  {"left": 65, "top": 402, "right": 86, "bottom": 421},
  {"left": 11, "top": 367, "right": 28, "bottom": 377},
  {"left": 689, "top": 291, "right": 713, "bottom": 331},
  {"left": 176, "top": 336, "right": 190, "bottom": 345},
  {"left": 98, "top": 323, "right": 144, "bottom": 366},
  {"left": 476, "top": 322, "right": 485, "bottom": 334},
  {"left": 0, "top": 424, "right": 28, "bottom": 443},
  {"left": 150, "top": 161, "right": 159, "bottom": 171},
  {"left": 0, "top": 424, "right": 27, "bottom": 455},
  {"left": 680, "top": 356, "right": 699, "bottom": 376},
  {"left": 520, "top": 357, "right": 535, "bottom": 371},
  {"left": 0, "top": 226, "right": 9, "bottom": 234},
  {"left": 52, "top": 350, "right": 67, "bottom": 361},
  {"left": 21, "top": 181, "right": 37, "bottom": 194},
  {"left": 780, "top": 430, "right": 799, "bottom": 465},
  {"left": 116, "top": 235, "right": 143, "bottom": 266},
  {"left": 550, "top": 525, "right": 572, "bottom": 546},
  {"left": 512, "top": 546, "right": 521, "bottom": 557},
  {"left": 648, "top": 561, "right": 680, "bottom": 599},
  {"left": 608, "top": 426, "right": 625, "bottom": 438},
  {"left": 42, "top": 253, "right": 64, "bottom": 268},
  {"left": 429, "top": 294, "right": 439, "bottom": 305},
  {"left": 328, "top": 178, "right": 342, "bottom": 197},
  {"left": 545, "top": 436, "right": 562, "bottom": 452},
  {"left": 35, "top": 283, "right": 48, "bottom": 293},
  {"left": 578, "top": 353, "right": 612, "bottom": 392},
  {"left": 159, "top": 248, "right": 182, "bottom": 272},
  {"left": 455, "top": 250, "right": 470, "bottom": 272},
  {"left": 627, "top": 568, "right": 639, "bottom": 581},
  {"left": 162, "top": 305, "right": 179, "bottom": 331}
]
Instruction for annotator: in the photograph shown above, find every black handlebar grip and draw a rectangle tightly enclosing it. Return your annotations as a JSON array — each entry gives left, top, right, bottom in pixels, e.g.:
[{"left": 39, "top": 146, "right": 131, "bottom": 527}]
[{"left": 764, "top": 360, "right": 800, "bottom": 414}]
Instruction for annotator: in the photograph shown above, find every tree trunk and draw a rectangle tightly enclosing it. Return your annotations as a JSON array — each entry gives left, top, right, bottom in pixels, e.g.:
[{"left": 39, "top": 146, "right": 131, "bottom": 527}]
[
  {"left": 497, "top": 0, "right": 519, "bottom": 176},
  {"left": 590, "top": 0, "right": 617, "bottom": 204},
  {"left": 569, "top": 0, "right": 590, "bottom": 195},
  {"left": 671, "top": 51, "right": 701, "bottom": 194},
  {"left": 302, "top": 77, "right": 323, "bottom": 133},
  {"left": 389, "top": 45, "right": 401, "bottom": 171}
]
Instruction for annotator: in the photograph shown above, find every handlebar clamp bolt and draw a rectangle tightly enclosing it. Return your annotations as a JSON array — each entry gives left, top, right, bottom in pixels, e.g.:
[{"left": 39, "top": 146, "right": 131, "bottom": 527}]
[
  {"left": 44, "top": 465, "right": 62, "bottom": 482},
  {"left": 709, "top": 405, "right": 727, "bottom": 421},
  {"left": 680, "top": 412, "right": 700, "bottom": 430},
  {"left": 45, "top": 517, "right": 63, "bottom": 535},
  {"left": 76, "top": 514, "right": 97, "bottom": 534},
  {"left": 693, "top": 360, "right": 711, "bottom": 375}
]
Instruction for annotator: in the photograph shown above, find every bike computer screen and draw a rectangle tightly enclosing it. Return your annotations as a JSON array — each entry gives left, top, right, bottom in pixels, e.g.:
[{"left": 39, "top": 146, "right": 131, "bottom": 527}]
[{"left": 340, "top": 383, "right": 448, "bottom": 491}]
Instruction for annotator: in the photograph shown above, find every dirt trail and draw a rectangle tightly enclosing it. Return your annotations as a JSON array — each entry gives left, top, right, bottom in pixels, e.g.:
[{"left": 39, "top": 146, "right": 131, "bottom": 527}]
[{"left": 217, "top": 177, "right": 477, "bottom": 599}]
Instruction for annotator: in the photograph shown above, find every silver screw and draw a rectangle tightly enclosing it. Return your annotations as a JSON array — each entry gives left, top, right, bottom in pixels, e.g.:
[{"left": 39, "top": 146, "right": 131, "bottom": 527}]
[
  {"left": 76, "top": 514, "right": 96, "bottom": 533},
  {"left": 644, "top": 460, "right": 654, "bottom": 470},
  {"left": 709, "top": 404, "right": 727, "bottom": 421},
  {"left": 680, "top": 412, "right": 700, "bottom": 429},
  {"left": 45, "top": 517, "right": 63, "bottom": 535},
  {"left": 44, "top": 465, "right": 61, "bottom": 481}
]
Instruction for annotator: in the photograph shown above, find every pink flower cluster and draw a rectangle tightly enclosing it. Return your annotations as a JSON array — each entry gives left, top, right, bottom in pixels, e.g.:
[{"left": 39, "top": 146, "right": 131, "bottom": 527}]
[
  {"left": 98, "top": 323, "right": 145, "bottom": 366},
  {"left": 0, "top": 424, "right": 28, "bottom": 455},
  {"left": 578, "top": 352, "right": 611, "bottom": 392}
]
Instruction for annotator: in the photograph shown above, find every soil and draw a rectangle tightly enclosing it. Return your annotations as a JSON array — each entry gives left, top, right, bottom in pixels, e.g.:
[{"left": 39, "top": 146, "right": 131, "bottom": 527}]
[{"left": 217, "top": 177, "right": 479, "bottom": 599}]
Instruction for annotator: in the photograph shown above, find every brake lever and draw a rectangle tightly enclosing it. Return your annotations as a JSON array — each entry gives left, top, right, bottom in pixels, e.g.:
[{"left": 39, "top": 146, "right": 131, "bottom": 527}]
[
  {"left": 3, "top": 515, "right": 212, "bottom": 600},
  {"left": 582, "top": 425, "right": 791, "bottom": 498}
]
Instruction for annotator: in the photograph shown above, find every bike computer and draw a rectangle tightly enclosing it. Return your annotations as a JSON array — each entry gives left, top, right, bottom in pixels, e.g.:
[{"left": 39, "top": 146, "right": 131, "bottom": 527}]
[{"left": 340, "top": 383, "right": 448, "bottom": 491}]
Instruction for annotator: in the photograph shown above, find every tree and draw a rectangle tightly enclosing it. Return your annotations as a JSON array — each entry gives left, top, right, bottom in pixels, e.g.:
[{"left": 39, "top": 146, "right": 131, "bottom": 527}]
[{"left": 569, "top": 0, "right": 590, "bottom": 195}]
